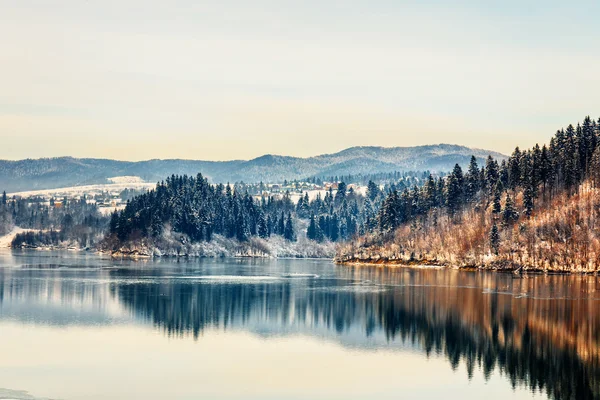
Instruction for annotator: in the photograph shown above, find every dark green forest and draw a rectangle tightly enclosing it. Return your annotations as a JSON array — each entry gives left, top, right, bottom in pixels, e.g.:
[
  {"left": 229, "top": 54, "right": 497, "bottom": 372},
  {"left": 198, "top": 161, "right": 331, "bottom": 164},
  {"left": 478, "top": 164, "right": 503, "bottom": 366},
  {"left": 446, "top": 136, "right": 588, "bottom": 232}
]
[{"left": 106, "top": 175, "right": 388, "bottom": 248}]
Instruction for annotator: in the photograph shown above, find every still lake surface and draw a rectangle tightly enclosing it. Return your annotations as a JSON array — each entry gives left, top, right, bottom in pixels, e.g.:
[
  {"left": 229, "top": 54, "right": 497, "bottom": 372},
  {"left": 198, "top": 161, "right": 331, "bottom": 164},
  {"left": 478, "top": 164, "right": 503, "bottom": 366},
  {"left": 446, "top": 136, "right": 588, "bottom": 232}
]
[{"left": 0, "top": 251, "right": 598, "bottom": 400}]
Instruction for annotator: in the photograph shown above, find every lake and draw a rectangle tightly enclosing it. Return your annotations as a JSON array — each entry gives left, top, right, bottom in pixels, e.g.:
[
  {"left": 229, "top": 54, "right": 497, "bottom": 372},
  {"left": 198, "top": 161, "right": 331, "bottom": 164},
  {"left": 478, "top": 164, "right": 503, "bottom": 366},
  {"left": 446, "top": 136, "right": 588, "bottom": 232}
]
[{"left": 0, "top": 251, "right": 598, "bottom": 400}]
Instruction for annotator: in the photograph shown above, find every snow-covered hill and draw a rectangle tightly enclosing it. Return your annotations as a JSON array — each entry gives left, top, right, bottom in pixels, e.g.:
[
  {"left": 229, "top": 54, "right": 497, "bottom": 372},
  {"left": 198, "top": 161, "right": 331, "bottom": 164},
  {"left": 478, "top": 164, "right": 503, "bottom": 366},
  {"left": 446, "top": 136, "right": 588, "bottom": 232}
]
[{"left": 0, "top": 144, "right": 506, "bottom": 192}]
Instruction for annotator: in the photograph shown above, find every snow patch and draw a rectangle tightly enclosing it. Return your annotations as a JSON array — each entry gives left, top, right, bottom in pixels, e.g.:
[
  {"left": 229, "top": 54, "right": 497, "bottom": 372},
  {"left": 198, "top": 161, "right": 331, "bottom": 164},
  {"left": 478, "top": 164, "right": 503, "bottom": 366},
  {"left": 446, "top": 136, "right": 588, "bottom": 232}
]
[{"left": 107, "top": 176, "right": 146, "bottom": 184}]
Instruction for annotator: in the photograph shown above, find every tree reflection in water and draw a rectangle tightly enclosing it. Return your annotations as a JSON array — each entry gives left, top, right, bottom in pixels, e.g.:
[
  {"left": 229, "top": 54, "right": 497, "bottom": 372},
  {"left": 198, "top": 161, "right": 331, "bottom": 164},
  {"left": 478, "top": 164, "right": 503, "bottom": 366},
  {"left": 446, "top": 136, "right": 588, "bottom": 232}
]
[{"left": 0, "top": 259, "right": 599, "bottom": 400}]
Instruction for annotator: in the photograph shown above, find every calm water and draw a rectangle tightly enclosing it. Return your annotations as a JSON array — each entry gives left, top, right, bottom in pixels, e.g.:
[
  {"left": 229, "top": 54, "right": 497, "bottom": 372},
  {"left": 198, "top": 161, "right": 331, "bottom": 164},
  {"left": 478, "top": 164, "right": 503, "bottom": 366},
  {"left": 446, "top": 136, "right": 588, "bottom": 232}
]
[{"left": 0, "top": 251, "right": 598, "bottom": 400}]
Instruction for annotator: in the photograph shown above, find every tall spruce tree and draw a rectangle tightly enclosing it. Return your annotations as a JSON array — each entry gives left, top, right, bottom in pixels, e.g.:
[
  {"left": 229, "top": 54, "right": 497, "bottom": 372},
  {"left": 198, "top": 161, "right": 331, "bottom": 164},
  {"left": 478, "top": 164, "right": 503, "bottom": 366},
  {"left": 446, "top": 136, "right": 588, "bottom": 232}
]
[
  {"left": 284, "top": 214, "right": 296, "bottom": 241},
  {"left": 502, "top": 194, "right": 518, "bottom": 226},
  {"left": 490, "top": 224, "right": 500, "bottom": 255},
  {"left": 445, "top": 164, "right": 465, "bottom": 216},
  {"left": 465, "top": 156, "right": 480, "bottom": 203}
]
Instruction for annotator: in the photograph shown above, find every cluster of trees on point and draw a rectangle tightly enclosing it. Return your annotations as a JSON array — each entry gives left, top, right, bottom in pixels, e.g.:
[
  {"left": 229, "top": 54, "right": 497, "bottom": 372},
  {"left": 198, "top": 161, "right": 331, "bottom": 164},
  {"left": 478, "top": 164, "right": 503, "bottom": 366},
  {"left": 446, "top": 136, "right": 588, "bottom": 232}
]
[
  {"left": 106, "top": 174, "right": 390, "bottom": 247},
  {"left": 373, "top": 115, "right": 600, "bottom": 255},
  {"left": 2, "top": 194, "right": 108, "bottom": 248},
  {"left": 108, "top": 174, "right": 299, "bottom": 244}
]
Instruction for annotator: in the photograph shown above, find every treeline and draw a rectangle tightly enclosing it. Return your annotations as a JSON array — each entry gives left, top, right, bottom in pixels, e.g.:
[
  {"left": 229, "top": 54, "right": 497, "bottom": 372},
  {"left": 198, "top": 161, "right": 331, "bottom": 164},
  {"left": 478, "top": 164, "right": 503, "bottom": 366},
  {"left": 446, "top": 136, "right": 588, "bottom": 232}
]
[
  {"left": 223, "top": 170, "right": 432, "bottom": 197},
  {"left": 300, "top": 181, "right": 383, "bottom": 242},
  {"left": 376, "top": 116, "right": 600, "bottom": 233},
  {"left": 106, "top": 174, "right": 387, "bottom": 249},
  {"left": 341, "top": 116, "right": 600, "bottom": 271},
  {"left": 307, "top": 170, "right": 435, "bottom": 187},
  {"left": 1, "top": 194, "right": 108, "bottom": 248}
]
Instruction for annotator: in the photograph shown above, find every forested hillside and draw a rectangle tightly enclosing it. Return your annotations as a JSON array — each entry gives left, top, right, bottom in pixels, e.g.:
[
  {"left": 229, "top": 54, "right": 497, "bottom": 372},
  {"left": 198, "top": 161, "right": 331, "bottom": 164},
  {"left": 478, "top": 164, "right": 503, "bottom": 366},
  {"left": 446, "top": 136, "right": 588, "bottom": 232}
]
[
  {"left": 337, "top": 116, "right": 600, "bottom": 272},
  {"left": 103, "top": 175, "right": 386, "bottom": 257},
  {"left": 0, "top": 194, "right": 108, "bottom": 249}
]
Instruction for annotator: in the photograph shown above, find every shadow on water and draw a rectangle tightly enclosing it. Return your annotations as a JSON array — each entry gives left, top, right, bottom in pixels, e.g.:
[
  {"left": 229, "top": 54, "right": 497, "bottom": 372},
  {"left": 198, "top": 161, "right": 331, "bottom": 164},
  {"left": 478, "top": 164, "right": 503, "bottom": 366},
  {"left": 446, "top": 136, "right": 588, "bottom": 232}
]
[{"left": 0, "top": 253, "right": 599, "bottom": 400}]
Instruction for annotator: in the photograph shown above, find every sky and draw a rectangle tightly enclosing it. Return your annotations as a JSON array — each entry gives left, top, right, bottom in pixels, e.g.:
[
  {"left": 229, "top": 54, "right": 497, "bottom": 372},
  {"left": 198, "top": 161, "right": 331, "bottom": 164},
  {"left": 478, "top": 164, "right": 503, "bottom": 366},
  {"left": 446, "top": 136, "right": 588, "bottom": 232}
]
[{"left": 1, "top": 0, "right": 599, "bottom": 161}]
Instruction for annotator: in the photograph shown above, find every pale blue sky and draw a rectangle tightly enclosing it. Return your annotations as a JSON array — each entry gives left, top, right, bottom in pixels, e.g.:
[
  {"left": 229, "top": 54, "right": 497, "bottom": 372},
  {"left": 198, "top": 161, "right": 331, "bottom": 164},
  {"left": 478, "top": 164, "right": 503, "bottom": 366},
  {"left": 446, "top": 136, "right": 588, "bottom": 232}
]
[{"left": 1, "top": 0, "right": 599, "bottom": 160}]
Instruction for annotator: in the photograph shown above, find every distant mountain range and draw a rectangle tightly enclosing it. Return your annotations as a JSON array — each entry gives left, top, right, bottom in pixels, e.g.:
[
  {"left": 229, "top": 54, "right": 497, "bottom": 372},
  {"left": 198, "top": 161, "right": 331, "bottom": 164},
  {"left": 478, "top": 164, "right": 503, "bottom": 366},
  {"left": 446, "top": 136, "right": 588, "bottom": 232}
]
[{"left": 0, "top": 144, "right": 506, "bottom": 193}]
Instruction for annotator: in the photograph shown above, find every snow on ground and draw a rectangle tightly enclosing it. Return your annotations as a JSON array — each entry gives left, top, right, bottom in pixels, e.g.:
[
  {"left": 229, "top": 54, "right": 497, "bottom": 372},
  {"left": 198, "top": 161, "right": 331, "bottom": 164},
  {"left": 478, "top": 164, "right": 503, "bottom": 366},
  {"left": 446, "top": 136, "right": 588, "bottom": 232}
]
[
  {"left": 285, "top": 186, "right": 367, "bottom": 204},
  {"left": 0, "top": 227, "right": 33, "bottom": 248},
  {"left": 98, "top": 205, "right": 126, "bottom": 216},
  {"left": 8, "top": 181, "right": 156, "bottom": 199},
  {"left": 287, "top": 190, "right": 328, "bottom": 203},
  {"left": 107, "top": 176, "right": 146, "bottom": 184}
]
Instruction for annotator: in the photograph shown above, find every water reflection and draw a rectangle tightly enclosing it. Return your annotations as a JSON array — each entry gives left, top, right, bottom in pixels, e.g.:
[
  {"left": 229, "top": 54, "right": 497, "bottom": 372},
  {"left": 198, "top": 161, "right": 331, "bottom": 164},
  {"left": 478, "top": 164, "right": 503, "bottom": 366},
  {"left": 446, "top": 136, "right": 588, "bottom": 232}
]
[{"left": 0, "top": 252, "right": 599, "bottom": 400}]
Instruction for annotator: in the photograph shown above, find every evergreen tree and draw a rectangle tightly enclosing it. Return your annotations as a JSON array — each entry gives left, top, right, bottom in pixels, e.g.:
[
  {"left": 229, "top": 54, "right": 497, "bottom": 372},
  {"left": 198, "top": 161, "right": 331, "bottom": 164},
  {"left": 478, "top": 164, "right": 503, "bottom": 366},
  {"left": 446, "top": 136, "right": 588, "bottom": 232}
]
[
  {"left": 465, "top": 156, "right": 480, "bottom": 203},
  {"left": 445, "top": 164, "right": 465, "bottom": 216},
  {"left": 508, "top": 147, "right": 522, "bottom": 191},
  {"left": 109, "top": 211, "right": 119, "bottom": 233},
  {"left": 492, "top": 182, "right": 502, "bottom": 215},
  {"left": 523, "top": 179, "right": 535, "bottom": 217},
  {"left": 284, "top": 214, "right": 296, "bottom": 241},
  {"left": 490, "top": 224, "right": 500, "bottom": 255},
  {"left": 367, "top": 180, "right": 379, "bottom": 201},
  {"left": 591, "top": 146, "right": 600, "bottom": 188},
  {"left": 502, "top": 194, "right": 518, "bottom": 226},
  {"left": 277, "top": 212, "right": 285, "bottom": 235},
  {"left": 307, "top": 213, "right": 318, "bottom": 241},
  {"left": 257, "top": 211, "right": 269, "bottom": 238},
  {"left": 485, "top": 156, "right": 500, "bottom": 196},
  {"left": 378, "top": 190, "right": 399, "bottom": 232},
  {"left": 335, "top": 182, "right": 347, "bottom": 205}
]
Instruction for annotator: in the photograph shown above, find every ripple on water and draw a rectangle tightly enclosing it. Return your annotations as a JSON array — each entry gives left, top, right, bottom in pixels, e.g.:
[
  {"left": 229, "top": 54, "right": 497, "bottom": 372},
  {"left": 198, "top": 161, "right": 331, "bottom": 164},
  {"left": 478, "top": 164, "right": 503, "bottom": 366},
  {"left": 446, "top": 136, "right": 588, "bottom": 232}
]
[{"left": 175, "top": 275, "right": 282, "bottom": 284}]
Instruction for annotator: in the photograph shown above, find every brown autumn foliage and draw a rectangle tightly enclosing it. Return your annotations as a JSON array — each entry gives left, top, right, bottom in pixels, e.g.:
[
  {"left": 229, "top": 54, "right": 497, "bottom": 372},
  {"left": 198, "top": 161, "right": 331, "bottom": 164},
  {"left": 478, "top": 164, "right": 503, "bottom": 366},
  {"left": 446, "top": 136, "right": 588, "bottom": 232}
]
[{"left": 337, "top": 181, "right": 600, "bottom": 272}]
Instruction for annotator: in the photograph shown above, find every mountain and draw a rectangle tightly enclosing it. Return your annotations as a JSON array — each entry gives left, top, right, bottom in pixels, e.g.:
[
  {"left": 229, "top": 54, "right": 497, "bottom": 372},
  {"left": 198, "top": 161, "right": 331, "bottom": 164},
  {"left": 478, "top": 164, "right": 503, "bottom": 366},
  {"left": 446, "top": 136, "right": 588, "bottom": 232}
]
[{"left": 0, "top": 144, "right": 506, "bottom": 193}]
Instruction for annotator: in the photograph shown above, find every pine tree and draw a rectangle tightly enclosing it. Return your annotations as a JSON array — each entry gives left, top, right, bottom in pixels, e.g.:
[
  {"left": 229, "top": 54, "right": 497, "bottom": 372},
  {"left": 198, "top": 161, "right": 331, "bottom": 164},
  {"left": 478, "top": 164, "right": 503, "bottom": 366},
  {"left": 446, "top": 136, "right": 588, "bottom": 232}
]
[
  {"left": 424, "top": 174, "right": 438, "bottom": 209},
  {"left": 236, "top": 211, "right": 248, "bottom": 241},
  {"left": 257, "top": 210, "right": 268, "bottom": 238},
  {"left": 492, "top": 182, "right": 502, "bottom": 215},
  {"left": 502, "top": 194, "right": 518, "bottom": 226},
  {"left": 150, "top": 213, "right": 163, "bottom": 238},
  {"left": 485, "top": 156, "right": 500, "bottom": 196},
  {"left": 109, "top": 211, "right": 119, "bottom": 234},
  {"left": 539, "top": 144, "right": 552, "bottom": 195},
  {"left": 523, "top": 179, "right": 535, "bottom": 217},
  {"left": 508, "top": 147, "right": 522, "bottom": 191},
  {"left": 490, "top": 224, "right": 500, "bottom": 255},
  {"left": 445, "top": 164, "right": 465, "bottom": 216},
  {"left": 367, "top": 180, "right": 379, "bottom": 201},
  {"left": 591, "top": 146, "right": 600, "bottom": 188},
  {"left": 465, "top": 156, "right": 480, "bottom": 203},
  {"left": 379, "top": 190, "right": 399, "bottom": 232},
  {"left": 284, "top": 213, "right": 296, "bottom": 241},
  {"left": 307, "top": 213, "right": 317, "bottom": 241},
  {"left": 335, "top": 182, "right": 347, "bottom": 205},
  {"left": 278, "top": 212, "right": 285, "bottom": 235}
]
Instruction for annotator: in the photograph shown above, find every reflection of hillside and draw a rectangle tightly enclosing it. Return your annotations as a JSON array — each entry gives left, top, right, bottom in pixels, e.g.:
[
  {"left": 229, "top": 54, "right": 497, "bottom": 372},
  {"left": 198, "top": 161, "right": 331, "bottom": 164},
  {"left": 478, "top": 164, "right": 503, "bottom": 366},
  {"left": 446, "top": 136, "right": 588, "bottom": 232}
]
[
  {"left": 339, "top": 267, "right": 600, "bottom": 400},
  {"left": 0, "top": 267, "right": 111, "bottom": 308},
  {"left": 1, "top": 264, "right": 599, "bottom": 400},
  {"left": 115, "top": 268, "right": 600, "bottom": 400}
]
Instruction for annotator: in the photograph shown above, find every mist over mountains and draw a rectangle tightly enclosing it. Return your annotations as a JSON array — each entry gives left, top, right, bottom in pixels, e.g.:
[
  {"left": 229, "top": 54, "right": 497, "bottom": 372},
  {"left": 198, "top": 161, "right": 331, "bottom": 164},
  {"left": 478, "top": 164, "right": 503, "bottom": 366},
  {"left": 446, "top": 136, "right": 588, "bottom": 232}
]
[{"left": 0, "top": 144, "right": 506, "bottom": 193}]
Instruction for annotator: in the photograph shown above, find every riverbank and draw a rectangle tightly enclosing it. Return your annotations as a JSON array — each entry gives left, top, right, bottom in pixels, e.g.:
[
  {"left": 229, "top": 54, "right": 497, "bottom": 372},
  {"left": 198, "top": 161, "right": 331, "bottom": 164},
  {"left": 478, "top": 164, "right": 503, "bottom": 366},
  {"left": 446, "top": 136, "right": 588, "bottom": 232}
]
[
  {"left": 105, "top": 233, "right": 336, "bottom": 260},
  {"left": 334, "top": 254, "right": 599, "bottom": 274}
]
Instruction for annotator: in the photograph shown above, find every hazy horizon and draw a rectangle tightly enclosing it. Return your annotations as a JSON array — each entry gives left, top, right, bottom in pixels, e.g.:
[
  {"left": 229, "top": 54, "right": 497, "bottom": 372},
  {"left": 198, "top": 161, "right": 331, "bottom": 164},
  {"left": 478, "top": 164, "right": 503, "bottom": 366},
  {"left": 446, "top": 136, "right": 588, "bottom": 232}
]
[
  {"left": 0, "top": 142, "right": 508, "bottom": 163},
  {"left": 2, "top": 0, "right": 600, "bottom": 161}
]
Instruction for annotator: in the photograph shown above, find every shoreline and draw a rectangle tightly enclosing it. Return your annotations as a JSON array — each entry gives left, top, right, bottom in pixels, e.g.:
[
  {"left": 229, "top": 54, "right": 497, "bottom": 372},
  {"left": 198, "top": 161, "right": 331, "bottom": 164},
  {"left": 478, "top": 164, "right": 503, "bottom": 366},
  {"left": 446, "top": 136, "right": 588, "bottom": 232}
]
[
  {"left": 7, "top": 246, "right": 335, "bottom": 261},
  {"left": 334, "top": 257, "right": 600, "bottom": 275},
  {"left": 8, "top": 247, "right": 599, "bottom": 274}
]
